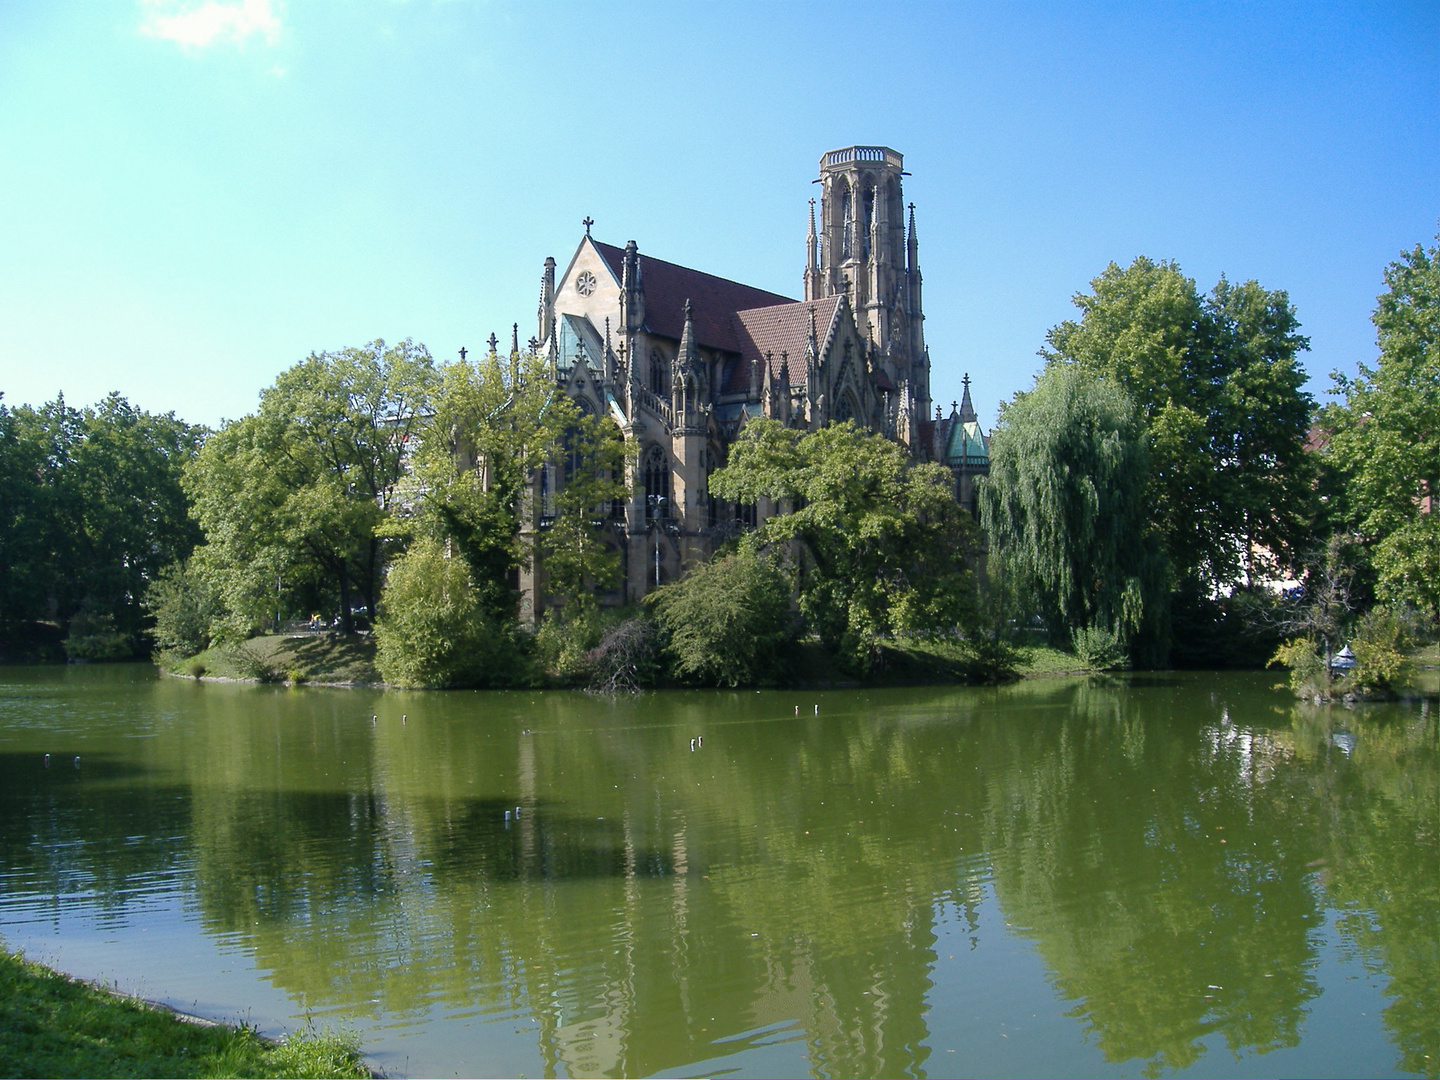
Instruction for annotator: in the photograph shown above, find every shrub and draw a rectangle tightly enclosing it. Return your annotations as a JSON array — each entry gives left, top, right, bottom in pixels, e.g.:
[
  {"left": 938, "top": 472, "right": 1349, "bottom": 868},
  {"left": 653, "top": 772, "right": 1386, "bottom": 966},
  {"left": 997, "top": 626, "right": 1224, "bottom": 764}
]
[
  {"left": 1071, "top": 623, "right": 1128, "bottom": 670},
  {"left": 1348, "top": 607, "right": 1411, "bottom": 696},
  {"left": 62, "top": 612, "right": 133, "bottom": 661},
  {"left": 184, "top": 657, "right": 207, "bottom": 678},
  {"left": 226, "top": 643, "right": 282, "bottom": 682},
  {"left": 374, "top": 538, "right": 512, "bottom": 688},
  {"left": 143, "top": 560, "right": 222, "bottom": 658},
  {"left": 584, "top": 615, "right": 662, "bottom": 692},
  {"left": 1270, "top": 636, "right": 1328, "bottom": 697},
  {"left": 649, "top": 550, "right": 797, "bottom": 687},
  {"left": 534, "top": 600, "right": 607, "bottom": 684}
]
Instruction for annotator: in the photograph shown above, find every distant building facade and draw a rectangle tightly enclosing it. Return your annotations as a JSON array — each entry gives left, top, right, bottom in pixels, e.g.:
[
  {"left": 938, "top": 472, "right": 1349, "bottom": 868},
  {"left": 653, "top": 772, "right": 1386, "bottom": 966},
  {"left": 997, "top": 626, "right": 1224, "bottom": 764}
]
[{"left": 523, "top": 146, "right": 987, "bottom": 616}]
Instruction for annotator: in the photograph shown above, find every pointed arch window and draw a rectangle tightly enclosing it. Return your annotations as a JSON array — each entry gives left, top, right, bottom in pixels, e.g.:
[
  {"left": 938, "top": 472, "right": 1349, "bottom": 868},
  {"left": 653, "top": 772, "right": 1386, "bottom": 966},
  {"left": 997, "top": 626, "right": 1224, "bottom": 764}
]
[
  {"left": 861, "top": 184, "right": 874, "bottom": 261},
  {"left": 649, "top": 348, "right": 668, "bottom": 397},
  {"left": 643, "top": 444, "right": 671, "bottom": 521},
  {"left": 839, "top": 183, "right": 853, "bottom": 259}
]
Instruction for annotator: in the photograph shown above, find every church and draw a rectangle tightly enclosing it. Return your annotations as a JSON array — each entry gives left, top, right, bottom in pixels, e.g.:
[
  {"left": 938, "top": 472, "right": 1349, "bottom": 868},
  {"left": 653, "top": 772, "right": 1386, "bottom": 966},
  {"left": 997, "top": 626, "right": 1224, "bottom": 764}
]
[{"left": 524, "top": 145, "right": 988, "bottom": 614}]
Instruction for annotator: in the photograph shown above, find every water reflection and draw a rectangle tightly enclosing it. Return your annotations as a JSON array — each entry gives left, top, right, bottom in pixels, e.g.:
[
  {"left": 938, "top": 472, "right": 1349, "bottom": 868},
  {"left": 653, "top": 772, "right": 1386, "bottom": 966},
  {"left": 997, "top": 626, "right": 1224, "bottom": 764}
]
[{"left": 0, "top": 666, "right": 1434, "bottom": 1077}]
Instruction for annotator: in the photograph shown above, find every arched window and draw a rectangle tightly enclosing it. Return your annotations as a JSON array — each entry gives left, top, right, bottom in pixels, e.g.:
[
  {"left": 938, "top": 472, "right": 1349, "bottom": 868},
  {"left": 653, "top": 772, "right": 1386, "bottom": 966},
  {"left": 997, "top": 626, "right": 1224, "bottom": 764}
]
[
  {"left": 839, "top": 183, "right": 852, "bottom": 259},
  {"left": 835, "top": 393, "right": 855, "bottom": 424},
  {"left": 649, "top": 348, "right": 667, "bottom": 397},
  {"left": 643, "top": 444, "right": 670, "bottom": 521},
  {"left": 861, "top": 184, "right": 874, "bottom": 260}
]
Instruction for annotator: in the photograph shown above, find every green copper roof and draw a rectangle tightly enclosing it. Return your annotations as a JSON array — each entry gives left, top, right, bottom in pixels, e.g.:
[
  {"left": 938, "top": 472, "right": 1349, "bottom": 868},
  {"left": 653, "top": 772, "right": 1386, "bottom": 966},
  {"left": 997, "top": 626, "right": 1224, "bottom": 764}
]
[{"left": 945, "top": 419, "right": 989, "bottom": 466}]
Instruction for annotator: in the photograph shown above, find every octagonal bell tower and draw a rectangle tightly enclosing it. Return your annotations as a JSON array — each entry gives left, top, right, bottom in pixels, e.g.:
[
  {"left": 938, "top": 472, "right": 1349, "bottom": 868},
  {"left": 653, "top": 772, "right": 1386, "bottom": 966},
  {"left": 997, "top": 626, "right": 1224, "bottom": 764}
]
[{"left": 804, "top": 146, "right": 930, "bottom": 421}]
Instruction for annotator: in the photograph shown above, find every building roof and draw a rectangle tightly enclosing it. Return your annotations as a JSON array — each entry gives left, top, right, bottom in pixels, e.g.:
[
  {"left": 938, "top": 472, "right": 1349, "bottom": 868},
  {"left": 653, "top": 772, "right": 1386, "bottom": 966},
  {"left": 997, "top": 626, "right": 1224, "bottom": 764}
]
[
  {"left": 718, "top": 297, "right": 842, "bottom": 392},
  {"left": 593, "top": 241, "right": 794, "bottom": 353}
]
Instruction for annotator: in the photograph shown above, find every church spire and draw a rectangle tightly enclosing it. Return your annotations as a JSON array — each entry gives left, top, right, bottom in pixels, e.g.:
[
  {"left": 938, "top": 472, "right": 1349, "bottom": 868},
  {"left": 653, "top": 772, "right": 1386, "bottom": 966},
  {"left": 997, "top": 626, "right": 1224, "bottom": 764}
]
[
  {"left": 803, "top": 197, "right": 820, "bottom": 301},
  {"left": 538, "top": 256, "right": 556, "bottom": 347},
  {"left": 957, "top": 373, "right": 977, "bottom": 424}
]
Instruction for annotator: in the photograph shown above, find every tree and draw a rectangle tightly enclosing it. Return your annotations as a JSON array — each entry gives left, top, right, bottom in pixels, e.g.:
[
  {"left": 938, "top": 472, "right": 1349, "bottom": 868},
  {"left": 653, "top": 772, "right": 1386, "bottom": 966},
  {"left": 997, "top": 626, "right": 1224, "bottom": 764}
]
[
  {"left": 374, "top": 538, "right": 513, "bottom": 688},
  {"left": 0, "top": 393, "right": 203, "bottom": 652},
  {"left": 186, "top": 340, "right": 437, "bottom": 636},
  {"left": 1043, "top": 257, "right": 1315, "bottom": 592},
  {"left": 980, "top": 363, "right": 1165, "bottom": 662},
  {"left": 709, "top": 418, "right": 978, "bottom": 672},
  {"left": 410, "top": 344, "right": 628, "bottom": 623},
  {"left": 649, "top": 550, "right": 797, "bottom": 686},
  {"left": 0, "top": 395, "right": 52, "bottom": 640},
  {"left": 1328, "top": 239, "right": 1440, "bottom": 625}
]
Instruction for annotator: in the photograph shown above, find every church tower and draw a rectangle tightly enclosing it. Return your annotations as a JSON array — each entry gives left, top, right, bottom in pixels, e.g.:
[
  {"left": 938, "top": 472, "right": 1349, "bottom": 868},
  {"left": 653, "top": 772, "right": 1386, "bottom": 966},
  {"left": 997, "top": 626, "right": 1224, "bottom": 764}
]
[{"left": 804, "top": 146, "right": 931, "bottom": 428}]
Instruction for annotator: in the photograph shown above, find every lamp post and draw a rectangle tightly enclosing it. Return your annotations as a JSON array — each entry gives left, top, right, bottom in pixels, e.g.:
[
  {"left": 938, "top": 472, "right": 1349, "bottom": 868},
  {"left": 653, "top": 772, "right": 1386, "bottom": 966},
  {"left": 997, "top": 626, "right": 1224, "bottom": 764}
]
[{"left": 647, "top": 494, "right": 669, "bottom": 589}]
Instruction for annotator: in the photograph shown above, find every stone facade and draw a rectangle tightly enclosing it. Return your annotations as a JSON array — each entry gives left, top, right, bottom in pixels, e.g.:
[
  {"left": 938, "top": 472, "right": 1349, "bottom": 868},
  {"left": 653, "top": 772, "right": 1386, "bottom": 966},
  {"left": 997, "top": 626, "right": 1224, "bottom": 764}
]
[{"left": 522, "top": 146, "right": 988, "bottom": 617}]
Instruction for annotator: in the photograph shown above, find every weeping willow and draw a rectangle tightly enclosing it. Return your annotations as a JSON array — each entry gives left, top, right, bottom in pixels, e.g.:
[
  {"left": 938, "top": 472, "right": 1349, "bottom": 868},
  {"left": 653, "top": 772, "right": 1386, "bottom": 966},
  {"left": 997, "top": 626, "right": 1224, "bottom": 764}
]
[{"left": 980, "top": 362, "right": 1167, "bottom": 661}]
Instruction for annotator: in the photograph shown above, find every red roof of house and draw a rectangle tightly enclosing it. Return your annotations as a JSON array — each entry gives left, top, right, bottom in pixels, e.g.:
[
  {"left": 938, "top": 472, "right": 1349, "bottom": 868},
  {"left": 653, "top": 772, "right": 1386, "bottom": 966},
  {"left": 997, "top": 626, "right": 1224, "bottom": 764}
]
[{"left": 593, "top": 241, "right": 794, "bottom": 353}]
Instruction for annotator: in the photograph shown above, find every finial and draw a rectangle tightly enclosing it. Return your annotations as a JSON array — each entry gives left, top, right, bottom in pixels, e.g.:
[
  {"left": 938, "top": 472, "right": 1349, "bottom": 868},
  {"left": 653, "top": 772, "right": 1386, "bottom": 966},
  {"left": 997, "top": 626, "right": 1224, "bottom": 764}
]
[
  {"left": 583, "top": 216, "right": 594, "bottom": 236},
  {"left": 528, "top": 336, "right": 539, "bottom": 353},
  {"left": 683, "top": 297, "right": 693, "bottom": 322},
  {"left": 604, "top": 316, "right": 612, "bottom": 348},
  {"left": 459, "top": 346, "right": 467, "bottom": 361},
  {"left": 952, "top": 400, "right": 959, "bottom": 411},
  {"left": 511, "top": 323, "right": 519, "bottom": 355},
  {"left": 487, "top": 332, "right": 499, "bottom": 354},
  {"left": 935, "top": 405, "right": 942, "bottom": 420}
]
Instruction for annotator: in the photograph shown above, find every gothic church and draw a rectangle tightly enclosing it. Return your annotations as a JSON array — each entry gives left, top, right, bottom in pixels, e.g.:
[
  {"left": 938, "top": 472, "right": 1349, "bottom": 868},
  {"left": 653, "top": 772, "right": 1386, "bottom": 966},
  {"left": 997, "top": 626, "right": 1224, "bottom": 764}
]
[{"left": 526, "top": 145, "right": 988, "bottom": 612}]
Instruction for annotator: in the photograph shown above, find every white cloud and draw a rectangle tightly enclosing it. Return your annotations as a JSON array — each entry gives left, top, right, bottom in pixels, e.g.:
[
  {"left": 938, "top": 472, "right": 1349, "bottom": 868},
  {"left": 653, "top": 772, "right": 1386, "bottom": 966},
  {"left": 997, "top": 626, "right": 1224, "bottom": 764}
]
[{"left": 140, "top": 0, "right": 282, "bottom": 48}]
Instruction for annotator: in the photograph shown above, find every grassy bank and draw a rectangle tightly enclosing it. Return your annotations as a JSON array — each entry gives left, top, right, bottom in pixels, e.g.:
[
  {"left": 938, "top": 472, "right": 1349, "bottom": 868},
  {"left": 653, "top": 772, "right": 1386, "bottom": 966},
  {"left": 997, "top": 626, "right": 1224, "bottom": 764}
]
[
  {"left": 159, "top": 631, "right": 1101, "bottom": 689},
  {"left": 162, "top": 634, "right": 381, "bottom": 686},
  {"left": 0, "top": 947, "right": 371, "bottom": 1079}
]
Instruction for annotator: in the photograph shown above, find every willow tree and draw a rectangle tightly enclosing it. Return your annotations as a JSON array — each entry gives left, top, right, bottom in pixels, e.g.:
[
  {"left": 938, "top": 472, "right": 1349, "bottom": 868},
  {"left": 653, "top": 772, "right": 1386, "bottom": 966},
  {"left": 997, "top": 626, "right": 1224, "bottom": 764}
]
[{"left": 980, "top": 363, "right": 1165, "bottom": 662}]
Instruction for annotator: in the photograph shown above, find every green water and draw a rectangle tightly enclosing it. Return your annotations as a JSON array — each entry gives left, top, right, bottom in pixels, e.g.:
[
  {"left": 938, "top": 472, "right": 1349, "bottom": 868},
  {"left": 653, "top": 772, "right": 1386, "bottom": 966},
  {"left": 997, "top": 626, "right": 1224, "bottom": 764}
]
[{"left": 0, "top": 665, "right": 1435, "bottom": 1078}]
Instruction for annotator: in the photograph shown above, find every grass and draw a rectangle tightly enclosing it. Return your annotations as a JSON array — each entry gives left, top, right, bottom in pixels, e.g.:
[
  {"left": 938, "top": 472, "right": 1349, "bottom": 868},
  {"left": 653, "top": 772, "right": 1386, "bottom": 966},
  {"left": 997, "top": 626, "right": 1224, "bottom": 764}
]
[
  {"left": 163, "top": 634, "right": 381, "bottom": 686},
  {"left": 0, "top": 946, "right": 372, "bottom": 1079}
]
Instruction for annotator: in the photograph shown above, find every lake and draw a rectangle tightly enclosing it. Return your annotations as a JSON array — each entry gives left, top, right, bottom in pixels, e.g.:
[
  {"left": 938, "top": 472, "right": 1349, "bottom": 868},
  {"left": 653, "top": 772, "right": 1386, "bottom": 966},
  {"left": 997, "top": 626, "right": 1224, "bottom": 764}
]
[{"left": 0, "top": 664, "right": 1435, "bottom": 1078}]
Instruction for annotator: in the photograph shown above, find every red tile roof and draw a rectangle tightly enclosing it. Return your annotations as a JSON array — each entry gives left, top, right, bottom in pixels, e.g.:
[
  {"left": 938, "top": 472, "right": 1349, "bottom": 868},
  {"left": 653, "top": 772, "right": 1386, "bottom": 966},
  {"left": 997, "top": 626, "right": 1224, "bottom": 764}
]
[
  {"left": 593, "top": 241, "right": 794, "bottom": 353},
  {"left": 724, "top": 297, "right": 841, "bottom": 392}
]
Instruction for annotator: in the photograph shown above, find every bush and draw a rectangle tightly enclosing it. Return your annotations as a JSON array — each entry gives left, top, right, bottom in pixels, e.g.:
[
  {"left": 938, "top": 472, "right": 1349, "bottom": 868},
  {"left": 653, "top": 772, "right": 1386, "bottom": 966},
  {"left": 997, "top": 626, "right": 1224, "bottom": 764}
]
[
  {"left": 184, "top": 657, "right": 207, "bottom": 678},
  {"left": 584, "top": 615, "right": 662, "bottom": 692},
  {"left": 225, "top": 642, "right": 282, "bottom": 682},
  {"left": 374, "top": 538, "right": 514, "bottom": 688},
  {"left": 649, "top": 550, "right": 797, "bottom": 687},
  {"left": 1071, "top": 623, "right": 1128, "bottom": 670},
  {"left": 143, "top": 560, "right": 222, "bottom": 658},
  {"left": 534, "top": 600, "right": 607, "bottom": 684},
  {"left": 1348, "top": 607, "right": 1411, "bottom": 696},
  {"left": 1270, "top": 636, "right": 1328, "bottom": 697},
  {"left": 62, "top": 612, "right": 133, "bottom": 661}
]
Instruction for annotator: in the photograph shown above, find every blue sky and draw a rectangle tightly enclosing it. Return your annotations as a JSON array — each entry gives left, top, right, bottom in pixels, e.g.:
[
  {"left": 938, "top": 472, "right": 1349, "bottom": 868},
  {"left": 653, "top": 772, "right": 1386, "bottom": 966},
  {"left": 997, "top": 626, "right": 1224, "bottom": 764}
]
[{"left": 1, "top": 1, "right": 1435, "bottom": 429}]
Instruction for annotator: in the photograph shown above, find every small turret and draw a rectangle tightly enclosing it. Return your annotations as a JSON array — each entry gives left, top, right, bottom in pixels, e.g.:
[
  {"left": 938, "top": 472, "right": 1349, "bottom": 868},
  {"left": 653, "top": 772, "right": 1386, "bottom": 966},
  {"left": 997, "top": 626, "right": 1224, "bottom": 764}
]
[
  {"left": 803, "top": 197, "right": 820, "bottom": 301},
  {"left": 621, "top": 240, "right": 645, "bottom": 333},
  {"left": 538, "top": 257, "right": 556, "bottom": 347}
]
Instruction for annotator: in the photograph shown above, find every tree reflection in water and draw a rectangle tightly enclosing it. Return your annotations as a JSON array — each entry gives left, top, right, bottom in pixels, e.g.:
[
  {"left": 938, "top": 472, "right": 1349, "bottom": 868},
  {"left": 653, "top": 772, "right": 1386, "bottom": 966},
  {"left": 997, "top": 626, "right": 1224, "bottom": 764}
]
[{"left": 0, "top": 668, "right": 1433, "bottom": 1077}]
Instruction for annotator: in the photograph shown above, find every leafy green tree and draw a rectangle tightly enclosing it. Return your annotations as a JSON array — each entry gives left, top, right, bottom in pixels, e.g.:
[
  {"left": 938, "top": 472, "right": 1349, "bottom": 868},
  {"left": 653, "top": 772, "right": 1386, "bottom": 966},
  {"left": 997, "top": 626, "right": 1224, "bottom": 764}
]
[
  {"left": 186, "top": 340, "right": 437, "bottom": 636},
  {"left": 980, "top": 363, "right": 1165, "bottom": 662},
  {"left": 1328, "top": 239, "right": 1440, "bottom": 625},
  {"left": 411, "top": 345, "right": 628, "bottom": 622},
  {"left": 0, "top": 393, "right": 202, "bottom": 652},
  {"left": 143, "top": 560, "right": 223, "bottom": 658},
  {"left": 374, "top": 537, "right": 513, "bottom": 688},
  {"left": 1043, "top": 257, "right": 1315, "bottom": 591},
  {"left": 709, "top": 418, "right": 978, "bottom": 672},
  {"left": 649, "top": 550, "right": 797, "bottom": 687},
  {"left": 0, "top": 395, "right": 52, "bottom": 640}
]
